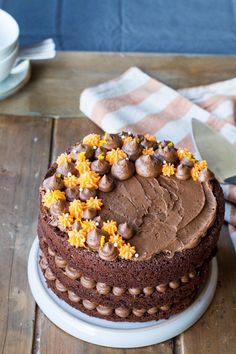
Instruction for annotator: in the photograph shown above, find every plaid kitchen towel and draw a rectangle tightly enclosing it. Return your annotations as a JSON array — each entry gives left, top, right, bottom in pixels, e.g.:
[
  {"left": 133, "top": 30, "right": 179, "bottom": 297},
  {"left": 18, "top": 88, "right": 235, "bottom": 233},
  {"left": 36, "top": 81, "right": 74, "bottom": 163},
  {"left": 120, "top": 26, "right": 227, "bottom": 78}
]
[{"left": 80, "top": 67, "right": 236, "bottom": 250}]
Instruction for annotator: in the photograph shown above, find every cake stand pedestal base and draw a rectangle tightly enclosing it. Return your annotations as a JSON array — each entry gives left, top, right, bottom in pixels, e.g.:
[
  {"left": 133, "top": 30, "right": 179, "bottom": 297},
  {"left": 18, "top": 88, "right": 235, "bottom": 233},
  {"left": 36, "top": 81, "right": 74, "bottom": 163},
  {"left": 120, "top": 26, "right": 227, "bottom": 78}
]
[{"left": 28, "top": 238, "right": 218, "bottom": 348}]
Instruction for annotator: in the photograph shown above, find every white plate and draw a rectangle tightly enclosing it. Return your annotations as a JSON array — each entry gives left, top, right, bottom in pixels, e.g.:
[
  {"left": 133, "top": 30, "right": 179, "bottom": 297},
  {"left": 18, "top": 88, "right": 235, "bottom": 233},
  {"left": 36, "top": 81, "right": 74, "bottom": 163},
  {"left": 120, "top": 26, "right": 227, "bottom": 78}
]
[
  {"left": 28, "top": 238, "right": 218, "bottom": 348},
  {"left": 0, "top": 60, "right": 31, "bottom": 100}
]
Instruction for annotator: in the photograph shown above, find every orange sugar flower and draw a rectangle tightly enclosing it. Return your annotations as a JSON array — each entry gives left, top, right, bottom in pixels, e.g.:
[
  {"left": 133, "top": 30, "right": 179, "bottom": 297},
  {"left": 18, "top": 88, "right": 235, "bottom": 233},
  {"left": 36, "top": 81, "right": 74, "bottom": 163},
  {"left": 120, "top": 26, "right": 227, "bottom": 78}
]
[
  {"left": 86, "top": 197, "right": 103, "bottom": 210},
  {"left": 58, "top": 213, "right": 74, "bottom": 228},
  {"left": 109, "top": 234, "right": 125, "bottom": 248},
  {"left": 177, "top": 148, "right": 193, "bottom": 161},
  {"left": 80, "top": 220, "right": 97, "bottom": 232},
  {"left": 64, "top": 173, "right": 80, "bottom": 188},
  {"left": 142, "top": 147, "right": 154, "bottom": 155},
  {"left": 162, "top": 163, "right": 176, "bottom": 177},
  {"left": 82, "top": 134, "right": 101, "bottom": 147},
  {"left": 69, "top": 200, "right": 84, "bottom": 219},
  {"left": 144, "top": 134, "right": 157, "bottom": 142},
  {"left": 105, "top": 148, "right": 127, "bottom": 165},
  {"left": 78, "top": 171, "right": 100, "bottom": 189},
  {"left": 68, "top": 229, "right": 86, "bottom": 248},
  {"left": 56, "top": 153, "right": 72, "bottom": 166},
  {"left": 122, "top": 136, "right": 133, "bottom": 145},
  {"left": 77, "top": 152, "right": 86, "bottom": 162},
  {"left": 191, "top": 160, "right": 208, "bottom": 181},
  {"left": 75, "top": 160, "right": 91, "bottom": 174},
  {"left": 42, "top": 190, "right": 66, "bottom": 208},
  {"left": 102, "top": 220, "right": 118, "bottom": 235},
  {"left": 119, "top": 243, "right": 136, "bottom": 260}
]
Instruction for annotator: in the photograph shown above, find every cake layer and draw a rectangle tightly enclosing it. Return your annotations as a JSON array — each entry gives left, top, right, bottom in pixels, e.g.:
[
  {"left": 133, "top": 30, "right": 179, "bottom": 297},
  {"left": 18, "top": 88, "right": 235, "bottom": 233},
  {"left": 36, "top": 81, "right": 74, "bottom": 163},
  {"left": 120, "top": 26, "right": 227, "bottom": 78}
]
[
  {"left": 38, "top": 178, "right": 224, "bottom": 289},
  {"left": 41, "top": 264, "right": 207, "bottom": 322},
  {"left": 39, "top": 238, "right": 209, "bottom": 309}
]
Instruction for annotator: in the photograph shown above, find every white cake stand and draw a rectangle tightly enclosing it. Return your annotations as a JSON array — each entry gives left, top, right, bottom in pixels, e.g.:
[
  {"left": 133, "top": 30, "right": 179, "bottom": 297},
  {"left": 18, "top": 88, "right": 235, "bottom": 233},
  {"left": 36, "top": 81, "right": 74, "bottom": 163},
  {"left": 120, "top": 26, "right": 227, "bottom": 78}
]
[{"left": 28, "top": 238, "right": 218, "bottom": 348}]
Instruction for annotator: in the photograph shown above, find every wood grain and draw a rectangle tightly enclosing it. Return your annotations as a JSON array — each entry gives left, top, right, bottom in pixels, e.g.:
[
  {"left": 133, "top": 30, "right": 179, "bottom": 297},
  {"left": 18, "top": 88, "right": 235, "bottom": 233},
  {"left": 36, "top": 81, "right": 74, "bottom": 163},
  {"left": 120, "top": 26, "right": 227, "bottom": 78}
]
[
  {"left": 36, "top": 117, "right": 174, "bottom": 354},
  {"left": 1, "top": 52, "right": 236, "bottom": 117},
  {"left": 0, "top": 116, "right": 52, "bottom": 354},
  {"left": 178, "top": 225, "right": 236, "bottom": 354}
]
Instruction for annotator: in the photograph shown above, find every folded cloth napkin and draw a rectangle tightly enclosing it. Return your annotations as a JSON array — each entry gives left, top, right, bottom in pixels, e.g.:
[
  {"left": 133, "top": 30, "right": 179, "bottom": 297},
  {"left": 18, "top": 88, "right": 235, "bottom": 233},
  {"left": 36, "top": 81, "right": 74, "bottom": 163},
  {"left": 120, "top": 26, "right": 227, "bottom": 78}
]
[{"left": 80, "top": 67, "right": 236, "bottom": 250}]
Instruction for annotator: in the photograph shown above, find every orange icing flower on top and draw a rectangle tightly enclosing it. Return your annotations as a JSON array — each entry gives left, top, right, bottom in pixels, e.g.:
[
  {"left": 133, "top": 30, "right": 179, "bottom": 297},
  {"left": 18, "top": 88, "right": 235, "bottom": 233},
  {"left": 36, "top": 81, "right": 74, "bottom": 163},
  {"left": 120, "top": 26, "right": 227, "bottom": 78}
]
[
  {"left": 109, "top": 234, "right": 125, "bottom": 248},
  {"left": 86, "top": 197, "right": 103, "bottom": 210},
  {"left": 56, "top": 153, "right": 72, "bottom": 166},
  {"left": 97, "top": 153, "right": 105, "bottom": 160},
  {"left": 106, "top": 148, "right": 127, "bottom": 165},
  {"left": 102, "top": 220, "right": 118, "bottom": 235},
  {"left": 77, "top": 152, "right": 86, "bottom": 162},
  {"left": 81, "top": 220, "right": 96, "bottom": 232},
  {"left": 82, "top": 134, "right": 101, "bottom": 147},
  {"left": 58, "top": 213, "right": 74, "bottom": 228},
  {"left": 119, "top": 243, "right": 136, "bottom": 260},
  {"left": 69, "top": 200, "right": 84, "bottom": 219},
  {"left": 68, "top": 229, "right": 86, "bottom": 248},
  {"left": 177, "top": 148, "right": 193, "bottom": 161},
  {"left": 144, "top": 134, "right": 157, "bottom": 142},
  {"left": 42, "top": 190, "right": 66, "bottom": 208},
  {"left": 64, "top": 173, "right": 80, "bottom": 188},
  {"left": 78, "top": 171, "right": 100, "bottom": 189},
  {"left": 142, "top": 147, "right": 154, "bottom": 155},
  {"left": 191, "top": 167, "right": 199, "bottom": 181},
  {"left": 162, "top": 163, "right": 176, "bottom": 177},
  {"left": 194, "top": 160, "right": 208, "bottom": 171},
  {"left": 75, "top": 160, "right": 91, "bottom": 174},
  {"left": 122, "top": 136, "right": 133, "bottom": 145},
  {"left": 191, "top": 160, "right": 208, "bottom": 181}
]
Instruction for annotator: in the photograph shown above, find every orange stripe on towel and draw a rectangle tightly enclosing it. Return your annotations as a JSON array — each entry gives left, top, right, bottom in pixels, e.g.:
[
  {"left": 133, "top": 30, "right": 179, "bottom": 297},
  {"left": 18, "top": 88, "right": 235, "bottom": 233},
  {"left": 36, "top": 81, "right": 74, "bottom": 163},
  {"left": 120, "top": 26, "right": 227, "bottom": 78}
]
[{"left": 91, "top": 78, "right": 163, "bottom": 126}]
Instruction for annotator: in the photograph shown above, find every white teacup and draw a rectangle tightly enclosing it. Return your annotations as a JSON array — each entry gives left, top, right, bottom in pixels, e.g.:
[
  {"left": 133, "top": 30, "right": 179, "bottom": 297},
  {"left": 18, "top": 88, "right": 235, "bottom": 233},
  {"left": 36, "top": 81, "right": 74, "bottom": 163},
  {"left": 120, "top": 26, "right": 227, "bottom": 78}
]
[{"left": 0, "top": 10, "right": 19, "bottom": 82}]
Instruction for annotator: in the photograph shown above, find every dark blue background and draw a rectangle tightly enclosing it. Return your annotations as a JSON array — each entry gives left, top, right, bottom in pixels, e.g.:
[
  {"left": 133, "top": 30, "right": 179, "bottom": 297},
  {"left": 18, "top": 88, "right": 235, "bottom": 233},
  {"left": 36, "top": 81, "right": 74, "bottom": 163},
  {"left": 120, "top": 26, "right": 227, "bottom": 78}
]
[{"left": 1, "top": 0, "right": 236, "bottom": 54}]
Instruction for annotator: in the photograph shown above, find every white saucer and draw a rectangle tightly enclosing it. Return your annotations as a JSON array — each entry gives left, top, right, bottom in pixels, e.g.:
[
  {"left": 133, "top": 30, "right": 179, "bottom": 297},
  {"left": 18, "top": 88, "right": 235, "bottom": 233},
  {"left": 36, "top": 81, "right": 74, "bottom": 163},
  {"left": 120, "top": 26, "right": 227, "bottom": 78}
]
[
  {"left": 0, "top": 59, "right": 31, "bottom": 100},
  {"left": 28, "top": 238, "right": 218, "bottom": 348}
]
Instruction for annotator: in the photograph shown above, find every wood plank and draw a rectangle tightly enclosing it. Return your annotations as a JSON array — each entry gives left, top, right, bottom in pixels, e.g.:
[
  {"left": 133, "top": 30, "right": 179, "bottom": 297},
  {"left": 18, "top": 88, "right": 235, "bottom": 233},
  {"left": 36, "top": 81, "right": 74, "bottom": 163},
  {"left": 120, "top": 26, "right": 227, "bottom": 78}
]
[
  {"left": 177, "top": 225, "right": 236, "bottom": 354},
  {"left": 0, "top": 115, "right": 52, "bottom": 354},
  {"left": 1, "top": 52, "right": 236, "bottom": 117},
  {"left": 36, "top": 117, "right": 173, "bottom": 354}
]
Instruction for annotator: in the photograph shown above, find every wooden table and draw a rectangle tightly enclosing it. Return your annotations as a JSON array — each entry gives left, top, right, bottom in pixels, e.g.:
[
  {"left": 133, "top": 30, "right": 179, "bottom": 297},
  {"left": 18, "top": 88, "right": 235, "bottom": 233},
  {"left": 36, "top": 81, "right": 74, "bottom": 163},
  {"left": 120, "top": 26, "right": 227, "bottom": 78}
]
[{"left": 0, "top": 52, "right": 236, "bottom": 354}]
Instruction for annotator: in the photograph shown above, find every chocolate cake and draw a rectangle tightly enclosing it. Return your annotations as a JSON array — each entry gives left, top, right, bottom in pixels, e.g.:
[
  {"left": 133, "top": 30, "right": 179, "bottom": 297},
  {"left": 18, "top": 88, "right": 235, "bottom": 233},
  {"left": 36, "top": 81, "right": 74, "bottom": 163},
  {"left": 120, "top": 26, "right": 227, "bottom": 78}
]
[{"left": 38, "top": 132, "right": 224, "bottom": 322}]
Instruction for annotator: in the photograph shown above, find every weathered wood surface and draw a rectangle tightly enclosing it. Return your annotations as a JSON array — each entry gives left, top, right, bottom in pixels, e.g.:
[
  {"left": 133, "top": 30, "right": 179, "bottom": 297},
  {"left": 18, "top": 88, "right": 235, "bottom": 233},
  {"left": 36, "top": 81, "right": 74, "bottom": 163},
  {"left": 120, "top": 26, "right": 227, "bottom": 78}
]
[
  {"left": 1, "top": 52, "right": 236, "bottom": 117},
  {"left": 0, "top": 116, "right": 52, "bottom": 354}
]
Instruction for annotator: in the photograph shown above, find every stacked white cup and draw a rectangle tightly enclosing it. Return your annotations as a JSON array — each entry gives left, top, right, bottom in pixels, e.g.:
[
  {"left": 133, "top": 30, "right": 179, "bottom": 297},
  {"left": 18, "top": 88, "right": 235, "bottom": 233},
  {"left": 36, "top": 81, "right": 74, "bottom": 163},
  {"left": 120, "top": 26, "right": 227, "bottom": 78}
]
[{"left": 0, "top": 9, "right": 19, "bottom": 82}]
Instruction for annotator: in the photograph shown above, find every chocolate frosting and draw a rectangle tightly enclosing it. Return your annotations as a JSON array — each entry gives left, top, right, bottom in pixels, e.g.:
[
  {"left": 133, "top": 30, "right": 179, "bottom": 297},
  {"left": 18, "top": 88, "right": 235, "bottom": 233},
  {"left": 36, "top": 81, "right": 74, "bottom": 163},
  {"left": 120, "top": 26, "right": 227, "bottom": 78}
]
[
  {"left": 83, "top": 208, "right": 97, "bottom": 219},
  {"left": 175, "top": 164, "right": 191, "bottom": 180},
  {"left": 118, "top": 222, "right": 134, "bottom": 240},
  {"left": 102, "top": 134, "right": 122, "bottom": 150},
  {"left": 70, "top": 143, "right": 94, "bottom": 160},
  {"left": 86, "top": 229, "right": 104, "bottom": 250},
  {"left": 94, "top": 146, "right": 107, "bottom": 159},
  {"left": 79, "top": 188, "right": 96, "bottom": 201},
  {"left": 111, "top": 159, "right": 135, "bottom": 180},
  {"left": 91, "top": 159, "right": 110, "bottom": 175},
  {"left": 50, "top": 200, "right": 69, "bottom": 217},
  {"left": 198, "top": 168, "right": 215, "bottom": 182},
  {"left": 122, "top": 141, "right": 142, "bottom": 161},
  {"left": 43, "top": 174, "right": 64, "bottom": 191},
  {"left": 99, "top": 242, "right": 118, "bottom": 261},
  {"left": 180, "top": 156, "right": 195, "bottom": 168},
  {"left": 141, "top": 138, "right": 158, "bottom": 150},
  {"left": 98, "top": 175, "right": 217, "bottom": 260},
  {"left": 57, "top": 161, "right": 77, "bottom": 176},
  {"left": 155, "top": 146, "right": 178, "bottom": 164},
  {"left": 65, "top": 186, "right": 81, "bottom": 201},
  {"left": 93, "top": 215, "right": 104, "bottom": 228},
  {"left": 135, "top": 155, "right": 162, "bottom": 178},
  {"left": 98, "top": 175, "right": 114, "bottom": 192}
]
